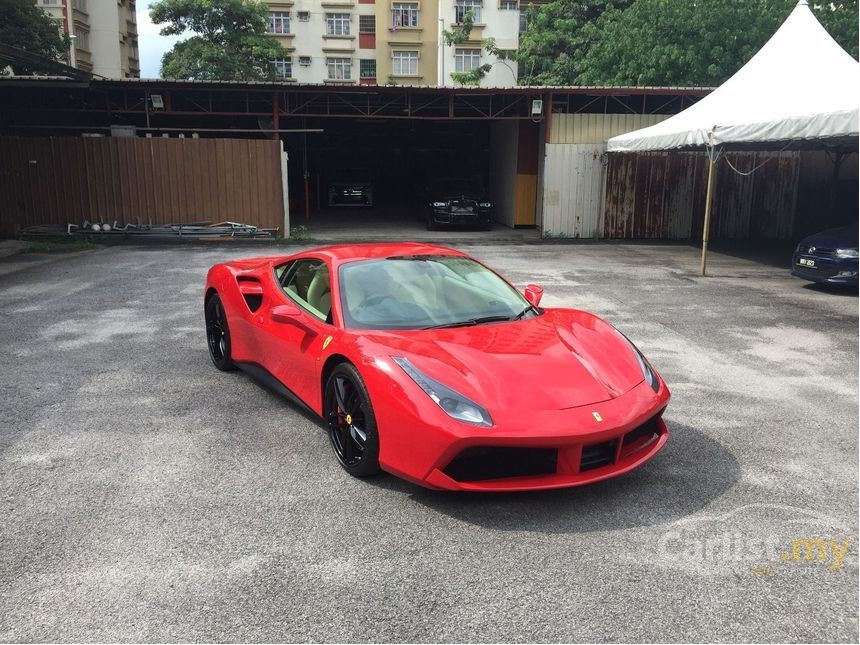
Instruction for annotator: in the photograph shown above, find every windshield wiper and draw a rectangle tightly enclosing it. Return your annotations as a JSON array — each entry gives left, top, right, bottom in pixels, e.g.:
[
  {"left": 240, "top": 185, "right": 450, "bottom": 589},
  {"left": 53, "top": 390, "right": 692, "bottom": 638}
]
[
  {"left": 513, "top": 305, "right": 539, "bottom": 320},
  {"left": 423, "top": 315, "right": 512, "bottom": 330}
]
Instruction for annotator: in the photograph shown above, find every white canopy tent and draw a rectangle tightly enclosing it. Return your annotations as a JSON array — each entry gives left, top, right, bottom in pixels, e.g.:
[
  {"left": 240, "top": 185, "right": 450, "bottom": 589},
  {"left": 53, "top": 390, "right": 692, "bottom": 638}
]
[{"left": 605, "top": 0, "right": 860, "bottom": 274}]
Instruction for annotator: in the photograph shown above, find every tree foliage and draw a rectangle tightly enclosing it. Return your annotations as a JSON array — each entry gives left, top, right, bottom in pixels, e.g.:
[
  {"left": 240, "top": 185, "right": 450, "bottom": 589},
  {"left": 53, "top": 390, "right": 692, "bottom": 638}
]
[
  {"left": 150, "top": 0, "right": 285, "bottom": 80},
  {"left": 518, "top": 0, "right": 859, "bottom": 87},
  {"left": 0, "top": 0, "right": 70, "bottom": 73},
  {"left": 517, "top": 1, "right": 632, "bottom": 86}
]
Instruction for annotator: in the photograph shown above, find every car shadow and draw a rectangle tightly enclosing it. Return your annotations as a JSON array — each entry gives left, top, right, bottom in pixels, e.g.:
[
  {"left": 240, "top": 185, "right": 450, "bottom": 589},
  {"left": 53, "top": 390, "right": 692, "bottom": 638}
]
[
  {"left": 801, "top": 282, "right": 858, "bottom": 297},
  {"left": 367, "top": 421, "right": 740, "bottom": 535}
]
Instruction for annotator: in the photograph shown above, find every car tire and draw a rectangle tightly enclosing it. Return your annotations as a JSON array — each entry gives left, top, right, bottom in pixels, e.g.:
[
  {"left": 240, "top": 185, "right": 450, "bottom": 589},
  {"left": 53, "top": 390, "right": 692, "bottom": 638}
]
[
  {"left": 205, "top": 293, "right": 237, "bottom": 371},
  {"left": 426, "top": 217, "right": 437, "bottom": 231},
  {"left": 325, "top": 363, "right": 381, "bottom": 477}
]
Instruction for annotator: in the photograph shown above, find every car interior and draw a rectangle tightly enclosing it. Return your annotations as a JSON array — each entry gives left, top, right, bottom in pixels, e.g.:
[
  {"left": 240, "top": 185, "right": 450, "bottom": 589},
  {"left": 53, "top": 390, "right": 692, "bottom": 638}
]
[{"left": 276, "top": 260, "right": 333, "bottom": 323}]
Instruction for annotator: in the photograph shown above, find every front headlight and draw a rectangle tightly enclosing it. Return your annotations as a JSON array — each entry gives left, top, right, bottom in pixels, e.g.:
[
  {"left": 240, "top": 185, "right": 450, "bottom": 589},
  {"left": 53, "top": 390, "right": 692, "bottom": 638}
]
[
  {"left": 616, "top": 333, "right": 660, "bottom": 393},
  {"left": 479, "top": 202, "right": 492, "bottom": 209},
  {"left": 432, "top": 201, "right": 448, "bottom": 208},
  {"left": 835, "top": 248, "right": 859, "bottom": 259},
  {"left": 392, "top": 357, "right": 493, "bottom": 426}
]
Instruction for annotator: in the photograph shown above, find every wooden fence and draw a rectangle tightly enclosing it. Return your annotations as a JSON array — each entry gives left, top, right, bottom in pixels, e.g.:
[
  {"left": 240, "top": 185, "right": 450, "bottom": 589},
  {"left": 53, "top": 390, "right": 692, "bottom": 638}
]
[{"left": 0, "top": 136, "right": 286, "bottom": 236}]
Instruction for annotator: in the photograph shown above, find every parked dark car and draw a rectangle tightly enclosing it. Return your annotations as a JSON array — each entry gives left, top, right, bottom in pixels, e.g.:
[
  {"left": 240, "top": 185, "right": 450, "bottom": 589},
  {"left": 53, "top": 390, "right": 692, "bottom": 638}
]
[
  {"left": 424, "top": 178, "right": 492, "bottom": 231},
  {"left": 791, "top": 225, "right": 858, "bottom": 286},
  {"left": 328, "top": 171, "right": 373, "bottom": 207}
]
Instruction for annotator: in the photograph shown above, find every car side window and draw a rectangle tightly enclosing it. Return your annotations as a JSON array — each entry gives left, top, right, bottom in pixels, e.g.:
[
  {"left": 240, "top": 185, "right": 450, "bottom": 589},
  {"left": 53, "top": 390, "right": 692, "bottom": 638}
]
[{"left": 275, "top": 259, "right": 332, "bottom": 322}]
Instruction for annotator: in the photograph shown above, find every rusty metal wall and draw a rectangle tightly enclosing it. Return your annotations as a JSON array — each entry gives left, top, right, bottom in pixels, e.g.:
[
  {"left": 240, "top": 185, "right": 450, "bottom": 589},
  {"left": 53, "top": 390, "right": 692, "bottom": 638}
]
[
  {"left": 0, "top": 136, "right": 285, "bottom": 236},
  {"left": 794, "top": 150, "right": 859, "bottom": 239},
  {"left": 603, "top": 151, "right": 802, "bottom": 240}
]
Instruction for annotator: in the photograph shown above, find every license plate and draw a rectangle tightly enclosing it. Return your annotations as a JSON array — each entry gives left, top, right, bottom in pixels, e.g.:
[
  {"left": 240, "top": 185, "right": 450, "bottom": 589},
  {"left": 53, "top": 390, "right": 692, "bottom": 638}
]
[{"left": 799, "top": 258, "right": 816, "bottom": 267}]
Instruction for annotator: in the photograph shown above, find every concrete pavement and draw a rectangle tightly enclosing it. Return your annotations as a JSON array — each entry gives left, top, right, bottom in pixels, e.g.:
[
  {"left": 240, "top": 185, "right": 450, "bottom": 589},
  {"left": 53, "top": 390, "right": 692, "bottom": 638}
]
[{"left": 0, "top": 241, "right": 856, "bottom": 642}]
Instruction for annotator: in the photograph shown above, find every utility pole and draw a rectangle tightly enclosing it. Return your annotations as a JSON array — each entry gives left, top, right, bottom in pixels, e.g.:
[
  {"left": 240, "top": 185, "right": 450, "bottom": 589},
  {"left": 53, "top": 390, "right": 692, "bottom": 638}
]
[{"left": 439, "top": 17, "right": 445, "bottom": 86}]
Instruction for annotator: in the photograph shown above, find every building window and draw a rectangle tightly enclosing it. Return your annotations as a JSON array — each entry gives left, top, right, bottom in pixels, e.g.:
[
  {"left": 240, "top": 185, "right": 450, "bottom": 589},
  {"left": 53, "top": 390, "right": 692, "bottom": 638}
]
[
  {"left": 392, "top": 2, "right": 418, "bottom": 28},
  {"left": 72, "top": 0, "right": 87, "bottom": 10},
  {"left": 326, "top": 13, "right": 350, "bottom": 36},
  {"left": 500, "top": 1, "right": 517, "bottom": 9},
  {"left": 74, "top": 27, "right": 90, "bottom": 51},
  {"left": 327, "top": 57, "right": 352, "bottom": 80},
  {"left": 359, "top": 15, "right": 376, "bottom": 33},
  {"left": 299, "top": 55, "right": 312, "bottom": 66},
  {"left": 392, "top": 50, "right": 418, "bottom": 75},
  {"left": 297, "top": 11, "right": 310, "bottom": 22},
  {"left": 360, "top": 59, "right": 376, "bottom": 78},
  {"left": 455, "top": 0, "right": 482, "bottom": 24},
  {"left": 269, "top": 12, "right": 290, "bottom": 34},
  {"left": 454, "top": 48, "right": 480, "bottom": 72},
  {"left": 519, "top": 8, "right": 527, "bottom": 32},
  {"left": 272, "top": 57, "right": 292, "bottom": 78}
]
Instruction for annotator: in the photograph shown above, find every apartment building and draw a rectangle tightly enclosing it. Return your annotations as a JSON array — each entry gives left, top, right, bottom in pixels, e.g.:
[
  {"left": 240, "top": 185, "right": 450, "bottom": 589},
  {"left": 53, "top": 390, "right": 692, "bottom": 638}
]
[
  {"left": 34, "top": 0, "right": 140, "bottom": 78},
  {"left": 262, "top": 0, "right": 524, "bottom": 86}
]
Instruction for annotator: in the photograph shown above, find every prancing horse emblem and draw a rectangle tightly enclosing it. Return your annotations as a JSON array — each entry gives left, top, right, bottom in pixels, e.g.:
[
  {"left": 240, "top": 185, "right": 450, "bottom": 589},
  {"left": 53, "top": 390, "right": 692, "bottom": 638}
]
[{"left": 592, "top": 411, "right": 603, "bottom": 422}]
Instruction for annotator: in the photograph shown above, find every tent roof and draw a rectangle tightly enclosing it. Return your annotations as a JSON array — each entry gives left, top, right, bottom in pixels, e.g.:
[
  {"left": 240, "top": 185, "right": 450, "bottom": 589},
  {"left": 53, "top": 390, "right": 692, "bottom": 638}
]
[{"left": 606, "top": 1, "right": 860, "bottom": 152}]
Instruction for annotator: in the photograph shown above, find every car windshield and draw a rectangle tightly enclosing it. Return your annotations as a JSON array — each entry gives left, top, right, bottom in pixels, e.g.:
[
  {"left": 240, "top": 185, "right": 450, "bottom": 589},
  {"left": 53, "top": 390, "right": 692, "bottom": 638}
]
[
  {"left": 431, "top": 179, "right": 483, "bottom": 195},
  {"left": 338, "top": 255, "right": 532, "bottom": 330},
  {"left": 333, "top": 170, "right": 370, "bottom": 184}
]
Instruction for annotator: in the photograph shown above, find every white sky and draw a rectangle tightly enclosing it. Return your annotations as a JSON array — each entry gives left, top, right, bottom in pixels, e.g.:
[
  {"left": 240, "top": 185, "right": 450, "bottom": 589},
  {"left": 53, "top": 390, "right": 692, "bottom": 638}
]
[{"left": 136, "top": 1, "right": 184, "bottom": 78}]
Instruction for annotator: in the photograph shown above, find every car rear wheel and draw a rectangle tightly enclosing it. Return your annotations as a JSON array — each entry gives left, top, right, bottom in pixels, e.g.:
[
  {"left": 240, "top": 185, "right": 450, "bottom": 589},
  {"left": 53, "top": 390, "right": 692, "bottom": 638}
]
[
  {"left": 205, "top": 293, "right": 236, "bottom": 371},
  {"left": 325, "top": 363, "right": 381, "bottom": 477},
  {"left": 426, "top": 217, "right": 437, "bottom": 231}
]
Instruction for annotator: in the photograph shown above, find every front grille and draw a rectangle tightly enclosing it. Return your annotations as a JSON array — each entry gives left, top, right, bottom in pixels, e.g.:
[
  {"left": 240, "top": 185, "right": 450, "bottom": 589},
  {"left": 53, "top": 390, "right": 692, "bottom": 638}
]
[
  {"left": 451, "top": 200, "right": 477, "bottom": 210},
  {"left": 580, "top": 439, "right": 617, "bottom": 471},
  {"left": 623, "top": 416, "right": 660, "bottom": 447},
  {"left": 443, "top": 446, "right": 558, "bottom": 482},
  {"left": 798, "top": 245, "right": 834, "bottom": 256}
]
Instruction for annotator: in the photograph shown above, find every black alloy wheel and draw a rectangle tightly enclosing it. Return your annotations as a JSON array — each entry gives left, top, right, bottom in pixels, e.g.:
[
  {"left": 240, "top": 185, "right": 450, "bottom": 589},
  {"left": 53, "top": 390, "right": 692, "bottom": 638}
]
[
  {"left": 205, "top": 294, "right": 236, "bottom": 371},
  {"left": 325, "top": 363, "right": 380, "bottom": 477}
]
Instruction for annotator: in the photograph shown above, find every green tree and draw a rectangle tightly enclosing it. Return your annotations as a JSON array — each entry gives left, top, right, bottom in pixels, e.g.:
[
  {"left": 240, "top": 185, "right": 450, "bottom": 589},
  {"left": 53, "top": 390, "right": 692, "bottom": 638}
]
[
  {"left": 577, "top": 0, "right": 859, "bottom": 86},
  {"left": 0, "top": 0, "right": 70, "bottom": 73},
  {"left": 517, "top": 0, "right": 632, "bottom": 86},
  {"left": 150, "top": 0, "right": 285, "bottom": 80}
]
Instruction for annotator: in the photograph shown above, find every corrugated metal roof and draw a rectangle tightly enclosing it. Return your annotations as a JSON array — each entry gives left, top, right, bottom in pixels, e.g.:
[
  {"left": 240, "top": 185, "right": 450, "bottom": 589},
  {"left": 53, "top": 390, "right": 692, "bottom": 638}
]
[{"left": 0, "top": 75, "right": 714, "bottom": 95}]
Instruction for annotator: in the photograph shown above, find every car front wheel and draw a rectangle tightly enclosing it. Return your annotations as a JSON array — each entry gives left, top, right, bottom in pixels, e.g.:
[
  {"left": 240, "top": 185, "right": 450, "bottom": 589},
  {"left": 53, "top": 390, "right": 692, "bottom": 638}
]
[{"left": 325, "top": 363, "right": 381, "bottom": 477}]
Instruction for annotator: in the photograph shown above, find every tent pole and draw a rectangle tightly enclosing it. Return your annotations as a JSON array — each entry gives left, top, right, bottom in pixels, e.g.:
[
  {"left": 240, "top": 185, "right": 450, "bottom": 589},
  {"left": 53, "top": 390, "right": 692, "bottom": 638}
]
[
  {"left": 700, "top": 133, "right": 717, "bottom": 276},
  {"left": 700, "top": 157, "right": 716, "bottom": 276}
]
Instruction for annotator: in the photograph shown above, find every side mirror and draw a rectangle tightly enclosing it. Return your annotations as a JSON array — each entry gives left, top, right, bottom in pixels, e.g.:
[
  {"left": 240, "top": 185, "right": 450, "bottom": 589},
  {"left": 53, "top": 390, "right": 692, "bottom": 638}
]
[
  {"left": 524, "top": 284, "right": 544, "bottom": 307},
  {"left": 271, "top": 303, "right": 318, "bottom": 335}
]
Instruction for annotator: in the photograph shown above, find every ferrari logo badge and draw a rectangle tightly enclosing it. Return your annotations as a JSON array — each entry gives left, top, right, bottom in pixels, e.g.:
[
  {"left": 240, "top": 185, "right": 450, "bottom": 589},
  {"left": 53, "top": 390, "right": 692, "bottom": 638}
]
[
  {"left": 322, "top": 335, "right": 333, "bottom": 350},
  {"left": 345, "top": 414, "right": 352, "bottom": 425},
  {"left": 592, "top": 411, "right": 603, "bottom": 422}
]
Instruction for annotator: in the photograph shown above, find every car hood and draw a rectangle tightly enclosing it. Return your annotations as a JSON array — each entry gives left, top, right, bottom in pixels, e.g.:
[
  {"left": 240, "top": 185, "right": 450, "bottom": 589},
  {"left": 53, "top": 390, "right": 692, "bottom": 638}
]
[
  {"left": 432, "top": 193, "right": 483, "bottom": 201},
  {"left": 360, "top": 309, "right": 646, "bottom": 412},
  {"left": 800, "top": 226, "right": 858, "bottom": 250}
]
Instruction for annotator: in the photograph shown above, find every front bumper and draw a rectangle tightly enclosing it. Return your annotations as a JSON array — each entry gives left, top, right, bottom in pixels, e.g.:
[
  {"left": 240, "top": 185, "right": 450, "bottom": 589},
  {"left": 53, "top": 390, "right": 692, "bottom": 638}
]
[
  {"left": 329, "top": 188, "right": 373, "bottom": 207},
  {"left": 791, "top": 253, "right": 858, "bottom": 286},
  {"left": 376, "top": 378, "right": 670, "bottom": 492},
  {"left": 429, "top": 207, "right": 491, "bottom": 227}
]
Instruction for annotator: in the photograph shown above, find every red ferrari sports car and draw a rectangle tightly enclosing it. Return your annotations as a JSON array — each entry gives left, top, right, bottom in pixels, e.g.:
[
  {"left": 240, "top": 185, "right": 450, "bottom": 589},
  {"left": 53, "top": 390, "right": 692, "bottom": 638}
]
[{"left": 204, "top": 243, "right": 670, "bottom": 491}]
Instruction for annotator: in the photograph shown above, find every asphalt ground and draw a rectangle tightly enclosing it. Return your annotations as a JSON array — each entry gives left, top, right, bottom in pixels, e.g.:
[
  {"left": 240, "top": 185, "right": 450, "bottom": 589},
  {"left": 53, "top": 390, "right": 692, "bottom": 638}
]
[{"left": 0, "top": 241, "right": 857, "bottom": 642}]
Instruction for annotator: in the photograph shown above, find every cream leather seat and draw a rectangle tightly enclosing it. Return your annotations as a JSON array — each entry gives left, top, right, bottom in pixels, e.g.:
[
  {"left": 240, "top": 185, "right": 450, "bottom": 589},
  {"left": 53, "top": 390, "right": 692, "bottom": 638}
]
[{"left": 307, "top": 267, "right": 331, "bottom": 319}]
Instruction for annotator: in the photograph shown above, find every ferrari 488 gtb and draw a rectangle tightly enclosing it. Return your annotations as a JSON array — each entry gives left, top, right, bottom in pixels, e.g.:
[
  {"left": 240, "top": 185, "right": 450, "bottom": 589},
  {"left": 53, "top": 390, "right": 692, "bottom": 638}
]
[{"left": 204, "top": 244, "right": 670, "bottom": 491}]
